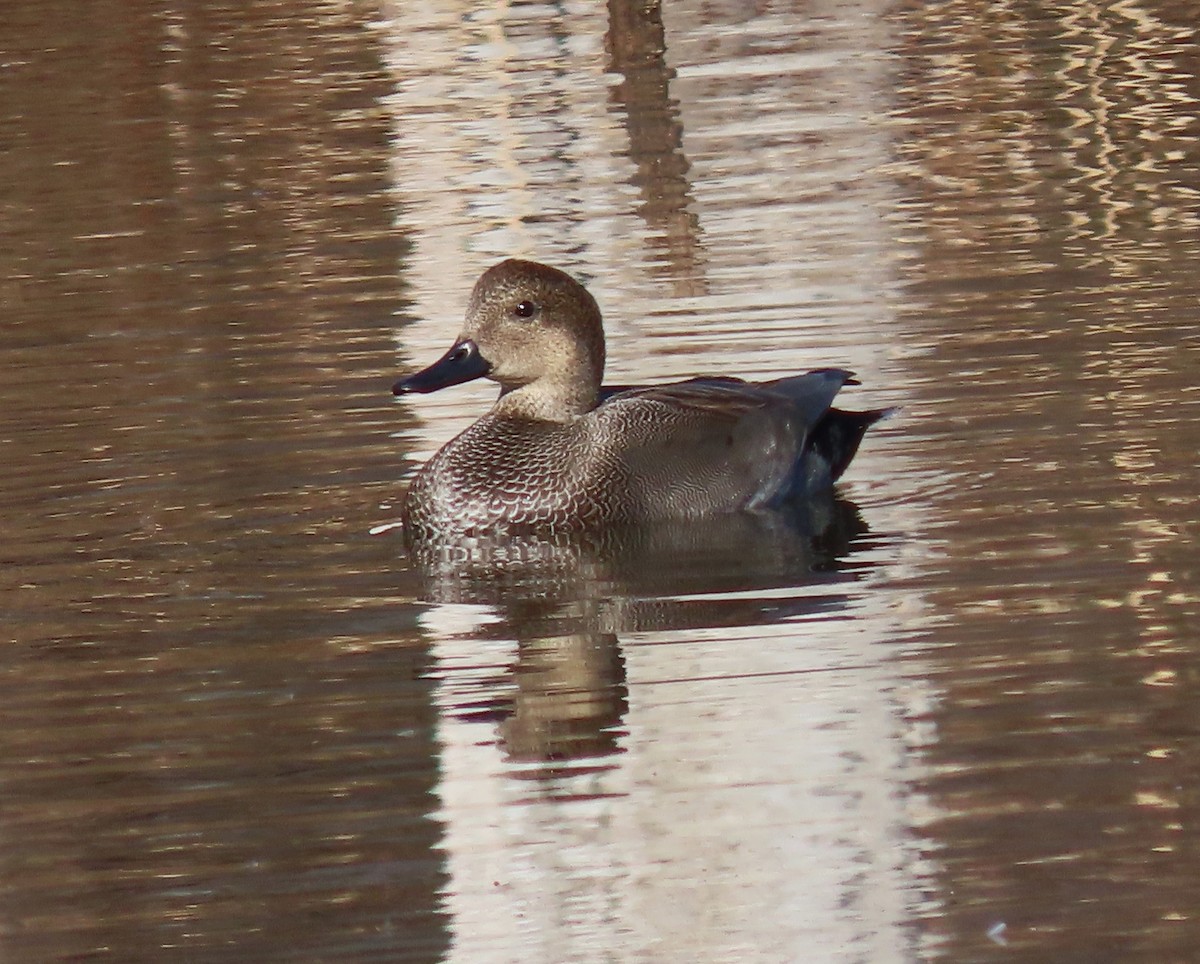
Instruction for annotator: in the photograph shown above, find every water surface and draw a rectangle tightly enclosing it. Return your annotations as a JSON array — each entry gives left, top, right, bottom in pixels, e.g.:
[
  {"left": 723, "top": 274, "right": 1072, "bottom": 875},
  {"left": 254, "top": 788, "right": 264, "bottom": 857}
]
[{"left": 2, "top": 0, "right": 1198, "bottom": 961}]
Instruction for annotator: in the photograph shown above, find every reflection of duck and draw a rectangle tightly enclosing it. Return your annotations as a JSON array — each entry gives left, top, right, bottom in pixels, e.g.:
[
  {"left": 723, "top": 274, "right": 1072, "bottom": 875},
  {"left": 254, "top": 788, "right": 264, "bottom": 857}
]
[
  {"left": 408, "top": 498, "right": 876, "bottom": 768},
  {"left": 394, "top": 259, "right": 890, "bottom": 537},
  {"left": 406, "top": 496, "right": 869, "bottom": 618}
]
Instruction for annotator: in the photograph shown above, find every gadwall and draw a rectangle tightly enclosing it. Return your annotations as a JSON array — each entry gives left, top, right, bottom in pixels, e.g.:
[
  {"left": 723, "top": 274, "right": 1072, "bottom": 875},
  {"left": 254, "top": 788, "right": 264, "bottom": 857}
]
[{"left": 394, "top": 259, "right": 889, "bottom": 536}]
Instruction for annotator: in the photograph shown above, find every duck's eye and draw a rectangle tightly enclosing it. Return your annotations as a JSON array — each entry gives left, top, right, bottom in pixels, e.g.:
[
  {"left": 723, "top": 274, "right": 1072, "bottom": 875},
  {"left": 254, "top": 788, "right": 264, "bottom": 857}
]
[{"left": 513, "top": 300, "right": 537, "bottom": 319}]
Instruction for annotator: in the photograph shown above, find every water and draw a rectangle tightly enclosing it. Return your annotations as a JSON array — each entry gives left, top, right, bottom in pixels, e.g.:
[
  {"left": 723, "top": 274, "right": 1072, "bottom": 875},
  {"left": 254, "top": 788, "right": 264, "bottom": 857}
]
[{"left": 2, "top": 1, "right": 1198, "bottom": 960}]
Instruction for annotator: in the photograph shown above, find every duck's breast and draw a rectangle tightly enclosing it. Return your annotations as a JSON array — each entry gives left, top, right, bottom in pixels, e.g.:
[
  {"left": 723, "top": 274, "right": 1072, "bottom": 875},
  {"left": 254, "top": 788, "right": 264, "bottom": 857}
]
[{"left": 403, "top": 414, "right": 623, "bottom": 533}]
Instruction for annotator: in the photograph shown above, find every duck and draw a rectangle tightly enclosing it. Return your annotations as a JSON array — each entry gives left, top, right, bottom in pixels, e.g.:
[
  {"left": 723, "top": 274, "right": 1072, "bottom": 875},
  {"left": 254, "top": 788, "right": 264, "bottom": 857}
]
[{"left": 393, "top": 259, "right": 889, "bottom": 536}]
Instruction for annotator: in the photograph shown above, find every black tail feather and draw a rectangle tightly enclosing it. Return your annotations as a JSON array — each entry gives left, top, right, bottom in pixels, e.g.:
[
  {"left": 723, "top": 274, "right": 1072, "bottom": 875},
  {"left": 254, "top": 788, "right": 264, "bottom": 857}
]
[{"left": 809, "top": 407, "right": 896, "bottom": 482}]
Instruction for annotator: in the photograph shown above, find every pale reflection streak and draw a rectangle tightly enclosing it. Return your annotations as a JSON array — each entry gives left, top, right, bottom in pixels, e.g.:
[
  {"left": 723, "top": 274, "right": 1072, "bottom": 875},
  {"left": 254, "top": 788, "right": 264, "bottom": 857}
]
[
  {"left": 380, "top": 0, "right": 648, "bottom": 458},
  {"left": 381, "top": 1, "right": 929, "bottom": 959},
  {"left": 411, "top": 514, "right": 928, "bottom": 963},
  {"left": 660, "top": 1, "right": 905, "bottom": 385}
]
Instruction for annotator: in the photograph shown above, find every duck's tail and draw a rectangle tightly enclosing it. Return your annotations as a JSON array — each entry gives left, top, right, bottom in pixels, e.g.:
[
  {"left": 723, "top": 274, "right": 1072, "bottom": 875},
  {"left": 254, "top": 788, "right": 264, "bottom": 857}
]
[{"left": 808, "top": 406, "right": 897, "bottom": 483}]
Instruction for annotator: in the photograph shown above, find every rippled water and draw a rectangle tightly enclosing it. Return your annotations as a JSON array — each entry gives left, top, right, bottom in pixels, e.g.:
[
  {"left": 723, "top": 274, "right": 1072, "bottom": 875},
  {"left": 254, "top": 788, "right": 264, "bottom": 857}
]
[{"left": 2, "top": 1, "right": 1198, "bottom": 961}]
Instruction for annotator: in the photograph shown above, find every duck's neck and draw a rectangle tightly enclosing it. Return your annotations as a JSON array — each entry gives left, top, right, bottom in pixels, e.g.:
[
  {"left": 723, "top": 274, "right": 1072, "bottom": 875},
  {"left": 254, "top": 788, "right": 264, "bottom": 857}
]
[{"left": 493, "top": 379, "right": 599, "bottom": 422}]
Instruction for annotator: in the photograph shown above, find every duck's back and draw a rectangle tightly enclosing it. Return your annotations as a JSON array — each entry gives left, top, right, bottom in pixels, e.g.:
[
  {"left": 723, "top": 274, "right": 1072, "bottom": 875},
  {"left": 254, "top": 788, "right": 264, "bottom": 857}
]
[{"left": 592, "top": 380, "right": 806, "bottom": 519}]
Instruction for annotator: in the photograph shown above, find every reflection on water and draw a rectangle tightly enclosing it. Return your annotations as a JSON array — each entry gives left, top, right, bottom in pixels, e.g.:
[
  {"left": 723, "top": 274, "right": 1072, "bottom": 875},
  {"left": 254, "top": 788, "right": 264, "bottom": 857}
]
[
  {"left": 407, "top": 500, "right": 868, "bottom": 762},
  {"left": 3, "top": 0, "right": 1200, "bottom": 961},
  {"left": 894, "top": 2, "right": 1200, "bottom": 959},
  {"left": 408, "top": 502, "right": 925, "bottom": 962},
  {"left": 0, "top": 3, "right": 448, "bottom": 961},
  {"left": 607, "top": 0, "right": 708, "bottom": 292},
  {"left": 407, "top": 496, "right": 864, "bottom": 604}
]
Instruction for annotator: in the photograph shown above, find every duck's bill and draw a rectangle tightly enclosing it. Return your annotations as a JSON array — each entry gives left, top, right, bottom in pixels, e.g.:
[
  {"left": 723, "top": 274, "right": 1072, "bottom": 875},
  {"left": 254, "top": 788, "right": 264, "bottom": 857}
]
[{"left": 393, "top": 339, "right": 492, "bottom": 395}]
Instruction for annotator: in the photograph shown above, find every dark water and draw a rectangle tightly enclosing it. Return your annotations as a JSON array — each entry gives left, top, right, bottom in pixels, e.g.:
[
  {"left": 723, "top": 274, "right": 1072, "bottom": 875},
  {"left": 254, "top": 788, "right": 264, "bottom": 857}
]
[{"left": 2, "top": 1, "right": 1198, "bottom": 961}]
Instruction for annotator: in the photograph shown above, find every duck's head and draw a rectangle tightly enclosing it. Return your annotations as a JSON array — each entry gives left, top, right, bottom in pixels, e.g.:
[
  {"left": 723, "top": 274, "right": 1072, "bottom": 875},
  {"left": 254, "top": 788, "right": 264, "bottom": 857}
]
[{"left": 393, "top": 259, "right": 606, "bottom": 420}]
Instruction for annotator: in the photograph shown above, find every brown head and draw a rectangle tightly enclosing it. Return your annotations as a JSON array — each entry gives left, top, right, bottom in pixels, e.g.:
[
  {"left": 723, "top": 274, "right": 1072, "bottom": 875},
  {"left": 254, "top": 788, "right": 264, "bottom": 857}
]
[{"left": 393, "top": 259, "right": 607, "bottom": 421}]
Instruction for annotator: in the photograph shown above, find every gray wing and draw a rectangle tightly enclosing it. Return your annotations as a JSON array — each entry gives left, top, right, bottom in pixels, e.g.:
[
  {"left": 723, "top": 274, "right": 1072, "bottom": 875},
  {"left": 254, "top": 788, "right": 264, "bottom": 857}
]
[
  {"left": 592, "top": 372, "right": 853, "bottom": 517},
  {"left": 760, "top": 368, "right": 857, "bottom": 423}
]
